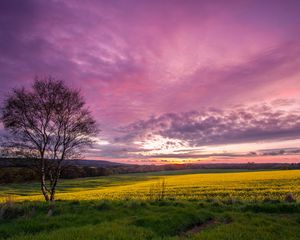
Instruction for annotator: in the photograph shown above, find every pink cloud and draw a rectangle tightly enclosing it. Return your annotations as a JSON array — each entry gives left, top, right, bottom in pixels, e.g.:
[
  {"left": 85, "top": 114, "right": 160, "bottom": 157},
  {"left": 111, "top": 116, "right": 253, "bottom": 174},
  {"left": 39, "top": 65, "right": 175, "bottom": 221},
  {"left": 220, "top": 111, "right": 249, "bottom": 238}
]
[{"left": 1, "top": 0, "right": 300, "bottom": 163}]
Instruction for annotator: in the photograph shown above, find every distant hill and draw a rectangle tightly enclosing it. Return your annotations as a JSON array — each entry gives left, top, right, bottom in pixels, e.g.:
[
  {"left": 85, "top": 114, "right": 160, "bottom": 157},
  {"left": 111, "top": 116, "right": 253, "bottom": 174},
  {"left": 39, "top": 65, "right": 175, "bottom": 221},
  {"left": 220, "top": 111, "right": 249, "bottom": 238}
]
[
  {"left": 71, "top": 159, "right": 128, "bottom": 167},
  {"left": 0, "top": 158, "right": 128, "bottom": 168}
]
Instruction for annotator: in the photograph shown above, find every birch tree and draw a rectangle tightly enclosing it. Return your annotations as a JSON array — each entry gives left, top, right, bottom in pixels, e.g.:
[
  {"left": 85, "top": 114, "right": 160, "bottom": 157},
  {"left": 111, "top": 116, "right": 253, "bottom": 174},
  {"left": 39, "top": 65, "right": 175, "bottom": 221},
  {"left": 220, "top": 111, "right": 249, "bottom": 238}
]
[{"left": 0, "top": 76, "right": 98, "bottom": 202}]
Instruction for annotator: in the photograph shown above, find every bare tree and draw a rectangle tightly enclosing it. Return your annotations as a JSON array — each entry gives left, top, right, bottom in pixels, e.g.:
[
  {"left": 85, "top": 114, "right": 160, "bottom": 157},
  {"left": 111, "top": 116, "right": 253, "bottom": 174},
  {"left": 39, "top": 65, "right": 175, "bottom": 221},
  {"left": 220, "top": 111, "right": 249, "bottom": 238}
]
[{"left": 0, "top": 76, "right": 98, "bottom": 202}]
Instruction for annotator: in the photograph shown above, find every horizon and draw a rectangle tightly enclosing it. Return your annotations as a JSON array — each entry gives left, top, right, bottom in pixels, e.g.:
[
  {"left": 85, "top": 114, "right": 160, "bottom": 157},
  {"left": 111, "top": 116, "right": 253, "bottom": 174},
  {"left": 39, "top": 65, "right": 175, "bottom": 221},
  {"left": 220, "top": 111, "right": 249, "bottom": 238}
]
[
  {"left": 1, "top": 0, "right": 300, "bottom": 164},
  {"left": 83, "top": 157, "right": 300, "bottom": 166}
]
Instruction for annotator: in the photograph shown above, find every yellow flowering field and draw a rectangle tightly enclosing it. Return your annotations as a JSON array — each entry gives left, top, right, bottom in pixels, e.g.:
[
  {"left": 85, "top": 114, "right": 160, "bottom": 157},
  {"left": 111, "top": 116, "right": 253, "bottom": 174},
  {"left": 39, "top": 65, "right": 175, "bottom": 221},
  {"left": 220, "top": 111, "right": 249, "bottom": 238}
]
[{"left": 1, "top": 169, "right": 300, "bottom": 202}]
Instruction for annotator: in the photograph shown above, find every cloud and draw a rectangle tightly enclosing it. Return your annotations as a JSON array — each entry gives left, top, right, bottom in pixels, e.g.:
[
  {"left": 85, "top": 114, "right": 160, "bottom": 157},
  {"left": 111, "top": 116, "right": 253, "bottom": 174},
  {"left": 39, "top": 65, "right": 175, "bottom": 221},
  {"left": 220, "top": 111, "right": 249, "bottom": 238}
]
[
  {"left": 1, "top": 1, "right": 300, "bottom": 162},
  {"left": 118, "top": 104, "right": 300, "bottom": 148},
  {"left": 257, "top": 147, "right": 300, "bottom": 156}
]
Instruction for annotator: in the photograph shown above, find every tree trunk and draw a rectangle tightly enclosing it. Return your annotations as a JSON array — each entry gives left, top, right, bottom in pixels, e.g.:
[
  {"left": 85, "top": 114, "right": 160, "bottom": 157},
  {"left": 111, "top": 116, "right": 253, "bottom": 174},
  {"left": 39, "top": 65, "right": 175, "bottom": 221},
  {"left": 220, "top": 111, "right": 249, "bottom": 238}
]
[
  {"left": 41, "top": 159, "right": 49, "bottom": 202},
  {"left": 41, "top": 175, "right": 49, "bottom": 201},
  {"left": 49, "top": 168, "right": 61, "bottom": 202},
  {"left": 50, "top": 192, "right": 55, "bottom": 202},
  {"left": 50, "top": 180, "right": 56, "bottom": 202}
]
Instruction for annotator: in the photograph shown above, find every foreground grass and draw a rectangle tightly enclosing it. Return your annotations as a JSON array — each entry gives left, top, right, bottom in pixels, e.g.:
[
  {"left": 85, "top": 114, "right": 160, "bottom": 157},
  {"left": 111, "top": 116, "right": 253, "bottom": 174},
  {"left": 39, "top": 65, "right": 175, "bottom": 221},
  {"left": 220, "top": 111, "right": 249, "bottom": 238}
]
[
  {"left": 1, "top": 169, "right": 300, "bottom": 239},
  {"left": 1, "top": 200, "right": 300, "bottom": 240},
  {"left": 1, "top": 169, "right": 300, "bottom": 202}
]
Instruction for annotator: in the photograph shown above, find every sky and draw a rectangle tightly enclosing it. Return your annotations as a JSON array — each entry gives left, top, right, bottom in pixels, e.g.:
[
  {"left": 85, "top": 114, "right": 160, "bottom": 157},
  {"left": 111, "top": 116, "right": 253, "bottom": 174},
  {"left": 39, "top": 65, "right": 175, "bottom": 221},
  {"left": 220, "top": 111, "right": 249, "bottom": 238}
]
[{"left": 1, "top": 0, "right": 300, "bottom": 164}]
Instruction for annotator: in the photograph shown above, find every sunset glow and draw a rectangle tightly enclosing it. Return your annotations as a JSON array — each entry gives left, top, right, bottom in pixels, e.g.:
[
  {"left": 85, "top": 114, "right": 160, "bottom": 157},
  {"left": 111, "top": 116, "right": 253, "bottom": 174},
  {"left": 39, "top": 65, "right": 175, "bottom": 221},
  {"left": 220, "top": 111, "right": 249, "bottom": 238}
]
[{"left": 1, "top": 0, "right": 300, "bottom": 164}]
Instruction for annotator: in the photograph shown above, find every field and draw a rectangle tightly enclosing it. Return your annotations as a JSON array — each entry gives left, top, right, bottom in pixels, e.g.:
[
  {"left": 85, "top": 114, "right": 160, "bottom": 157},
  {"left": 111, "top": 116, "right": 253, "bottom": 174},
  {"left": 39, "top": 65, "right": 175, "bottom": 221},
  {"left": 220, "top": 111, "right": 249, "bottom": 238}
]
[
  {"left": 1, "top": 169, "right": 300, "bottom": 240},
  {"left": 1, "top": 169, "right": 300, "bottom": 202}
]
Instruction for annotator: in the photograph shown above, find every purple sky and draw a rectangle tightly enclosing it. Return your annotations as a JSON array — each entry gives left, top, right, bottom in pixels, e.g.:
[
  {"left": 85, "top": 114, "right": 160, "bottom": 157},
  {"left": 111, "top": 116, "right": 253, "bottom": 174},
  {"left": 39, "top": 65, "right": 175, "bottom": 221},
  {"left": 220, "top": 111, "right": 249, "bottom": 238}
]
[{"left": 1, "top": 0, "right": 300, "bottom": 164}]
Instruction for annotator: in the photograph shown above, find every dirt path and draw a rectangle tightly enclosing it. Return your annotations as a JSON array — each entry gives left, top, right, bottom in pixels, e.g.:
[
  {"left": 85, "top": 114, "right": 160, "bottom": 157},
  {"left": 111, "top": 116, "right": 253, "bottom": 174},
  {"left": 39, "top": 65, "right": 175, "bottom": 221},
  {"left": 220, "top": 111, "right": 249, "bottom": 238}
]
[{"left": 180, "top": 219, "right": 218, "bottom": 238}]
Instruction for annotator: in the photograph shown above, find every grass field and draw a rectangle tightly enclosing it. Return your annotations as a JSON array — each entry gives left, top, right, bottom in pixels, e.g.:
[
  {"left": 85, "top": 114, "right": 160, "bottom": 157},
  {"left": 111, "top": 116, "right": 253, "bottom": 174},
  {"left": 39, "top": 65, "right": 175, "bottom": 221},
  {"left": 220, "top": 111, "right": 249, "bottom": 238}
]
[
  {"left": 1, "top": 169, "right": 300, "bottom": 202},
  {"left": 1, "top": 169, "right": 300, "bottom": 240}
]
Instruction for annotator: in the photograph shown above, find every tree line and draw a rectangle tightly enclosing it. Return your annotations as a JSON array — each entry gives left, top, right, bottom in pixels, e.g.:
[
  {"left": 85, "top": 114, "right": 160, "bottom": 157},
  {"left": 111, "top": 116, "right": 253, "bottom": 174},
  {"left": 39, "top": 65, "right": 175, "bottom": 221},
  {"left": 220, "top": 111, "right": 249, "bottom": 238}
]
[{"left": 1, "top": 158, "right": 299, "bottom": 184}]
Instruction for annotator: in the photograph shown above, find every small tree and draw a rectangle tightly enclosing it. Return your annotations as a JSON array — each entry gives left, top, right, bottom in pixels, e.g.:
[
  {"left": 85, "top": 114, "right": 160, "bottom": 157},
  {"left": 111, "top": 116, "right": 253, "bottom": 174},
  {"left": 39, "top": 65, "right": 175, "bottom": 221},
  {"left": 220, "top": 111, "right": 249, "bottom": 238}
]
[{"left": 0, "top": 76, "right": 98, "bottom": 202}]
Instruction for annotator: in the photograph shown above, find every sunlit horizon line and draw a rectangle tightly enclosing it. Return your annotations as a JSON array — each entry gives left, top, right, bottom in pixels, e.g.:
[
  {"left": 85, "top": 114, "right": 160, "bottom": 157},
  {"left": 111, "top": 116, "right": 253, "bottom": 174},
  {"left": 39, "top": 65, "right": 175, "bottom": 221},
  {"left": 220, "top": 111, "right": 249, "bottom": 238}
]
[{"left": 84, "top": 155, "right": 300, "bottom": 165}]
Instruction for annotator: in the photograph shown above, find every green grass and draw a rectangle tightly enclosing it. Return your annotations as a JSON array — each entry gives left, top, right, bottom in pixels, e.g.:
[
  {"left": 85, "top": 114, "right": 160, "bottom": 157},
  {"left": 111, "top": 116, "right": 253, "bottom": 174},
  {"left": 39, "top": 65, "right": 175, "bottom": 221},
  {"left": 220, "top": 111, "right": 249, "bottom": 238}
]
[
  {"left": 1, "top": 200, "right": 300, "bottom": 240},
  {"left": 1, "top": 169, "right": 300, "bottom": 239}
]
